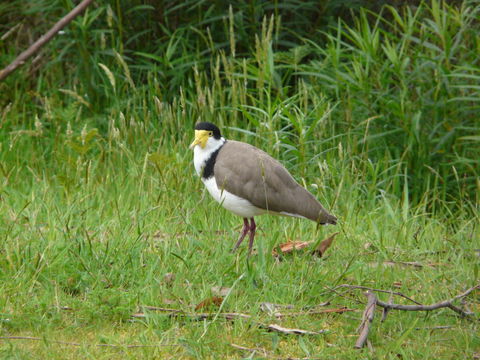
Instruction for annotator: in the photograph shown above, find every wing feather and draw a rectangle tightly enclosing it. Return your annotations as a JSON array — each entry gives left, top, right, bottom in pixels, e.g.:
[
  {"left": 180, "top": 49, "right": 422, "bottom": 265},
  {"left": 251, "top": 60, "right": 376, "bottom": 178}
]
[{"left": 214, "top": 141, "right": 336, "bottom": 224}]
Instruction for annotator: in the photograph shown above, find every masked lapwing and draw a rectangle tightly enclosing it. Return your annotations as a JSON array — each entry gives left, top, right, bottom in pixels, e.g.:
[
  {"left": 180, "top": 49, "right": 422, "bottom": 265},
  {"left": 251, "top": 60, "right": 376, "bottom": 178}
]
[{"left": 190, "top": 122, "right": 337, "bottom": 254}]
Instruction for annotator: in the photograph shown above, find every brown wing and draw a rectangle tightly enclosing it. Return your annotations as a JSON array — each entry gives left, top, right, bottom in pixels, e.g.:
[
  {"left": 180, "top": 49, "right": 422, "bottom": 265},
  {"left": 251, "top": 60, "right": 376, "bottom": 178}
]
[{"left": 214, "top": 141, "right": 336, "bottom": 224}]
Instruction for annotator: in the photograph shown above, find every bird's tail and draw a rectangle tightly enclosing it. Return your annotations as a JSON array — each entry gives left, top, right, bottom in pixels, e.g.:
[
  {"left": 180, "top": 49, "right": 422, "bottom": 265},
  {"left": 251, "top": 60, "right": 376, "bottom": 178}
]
[{"left": 318, "top": 212, "right": 337, "bottom": 225}]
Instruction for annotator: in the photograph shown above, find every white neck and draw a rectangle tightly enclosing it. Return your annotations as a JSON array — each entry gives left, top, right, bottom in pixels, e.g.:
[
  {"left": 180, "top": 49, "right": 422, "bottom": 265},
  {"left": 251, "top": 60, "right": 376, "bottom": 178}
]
[{"left": 193, "top": 137, "right": 226, "bottom": 177}]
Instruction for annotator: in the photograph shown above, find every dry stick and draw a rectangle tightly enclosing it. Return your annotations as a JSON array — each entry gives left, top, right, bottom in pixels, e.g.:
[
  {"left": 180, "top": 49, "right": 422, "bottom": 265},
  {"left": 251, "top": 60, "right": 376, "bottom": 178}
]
[
  {"left": 0, "top": 0, "right": 94, "bottom": 81},
  {"left": 375, "top": 284, "right": 479, "bottom": 318},
  {"left": 0, "top": 336, "right": 178, "bottom": 348},
  {"left": 354, "top": 291, "right": 377, "bottom": 349},
  {"left": 353, "top": 284, "right": 479, "bottom": 349},
  {"left": 415, "top": 325, "right": 453, "bottom": 331}
]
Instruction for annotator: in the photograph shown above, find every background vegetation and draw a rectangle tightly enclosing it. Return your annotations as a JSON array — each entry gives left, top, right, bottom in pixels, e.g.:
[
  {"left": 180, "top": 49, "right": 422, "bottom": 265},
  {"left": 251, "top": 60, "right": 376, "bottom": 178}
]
[{"left": 0, "top": 0, "right": 478, "bottom": 358}]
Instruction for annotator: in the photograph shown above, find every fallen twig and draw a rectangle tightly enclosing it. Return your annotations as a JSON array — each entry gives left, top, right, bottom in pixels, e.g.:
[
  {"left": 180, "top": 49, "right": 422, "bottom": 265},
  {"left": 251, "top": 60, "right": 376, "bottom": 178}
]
[
  {"left": 0, "top": 336, "right": 178, "bottom": 348},
  {"left": 375, "top": 284, "right": 479, "bottom": 318},
  {"left": 370, "top": 261, "right": 446, "bottom": 269},
  {"left": 352, "top": 284, "right": 478, "bottom": 349},
  {"left": 414, "top": 325, "right": 453, "bottom": 331},
  {"left": 0, "top": 0, "right": 94, "bottom": 81},
  {"left": 134, "top": 307, "right": 329, "bottom": 335},
  {"left": 264, "top": 324, "right": 326, "bottom": 335},
  {"left": 354, "top": 291, "right": 377, "bottom": 349}
]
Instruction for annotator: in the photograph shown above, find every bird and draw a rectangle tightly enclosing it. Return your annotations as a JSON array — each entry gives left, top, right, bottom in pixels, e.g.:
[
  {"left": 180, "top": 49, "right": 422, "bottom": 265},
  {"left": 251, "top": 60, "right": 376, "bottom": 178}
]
[{"left": 190, "top": 122, "right": 337, "bottom": 254}]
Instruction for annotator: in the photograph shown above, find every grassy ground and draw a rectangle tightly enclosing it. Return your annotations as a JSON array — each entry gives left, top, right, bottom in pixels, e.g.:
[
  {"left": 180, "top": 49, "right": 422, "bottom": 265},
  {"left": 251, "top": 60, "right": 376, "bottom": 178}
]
[
  {"left": 1, "top": 1, "right": 479, "bottom": 358},
  {"left": 0, "top": 117, "right": 478, "bottom": 359}
]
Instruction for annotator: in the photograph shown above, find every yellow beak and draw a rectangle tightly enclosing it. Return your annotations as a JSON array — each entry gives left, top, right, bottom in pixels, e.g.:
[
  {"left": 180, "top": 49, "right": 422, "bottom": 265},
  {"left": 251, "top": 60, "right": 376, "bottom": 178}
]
[{"left": 189, "top": 130, "right": 209, "bottom": 149}]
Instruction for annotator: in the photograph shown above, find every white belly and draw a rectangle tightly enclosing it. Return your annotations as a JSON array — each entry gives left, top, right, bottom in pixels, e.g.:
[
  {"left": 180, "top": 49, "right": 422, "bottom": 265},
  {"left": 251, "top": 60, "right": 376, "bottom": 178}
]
[{"left": 202, "top": 177, "right": 265, "bottom": 218}]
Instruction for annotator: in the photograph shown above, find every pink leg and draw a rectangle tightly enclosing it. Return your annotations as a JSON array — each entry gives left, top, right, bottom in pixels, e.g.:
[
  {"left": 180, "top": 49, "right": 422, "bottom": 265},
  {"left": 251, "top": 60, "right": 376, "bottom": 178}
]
[
  {"left": 247, "top": 218, "right": 256, "bottom": 255},
  {"left": 232, "top": 218, "right": 250, "bottom": 252}
]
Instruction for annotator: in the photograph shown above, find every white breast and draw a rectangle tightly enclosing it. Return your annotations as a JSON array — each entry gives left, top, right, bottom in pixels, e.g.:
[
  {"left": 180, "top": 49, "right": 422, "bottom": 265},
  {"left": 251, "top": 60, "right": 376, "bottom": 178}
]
[{"left": 202, "top": 177, "right": 265, "bottom": 218}]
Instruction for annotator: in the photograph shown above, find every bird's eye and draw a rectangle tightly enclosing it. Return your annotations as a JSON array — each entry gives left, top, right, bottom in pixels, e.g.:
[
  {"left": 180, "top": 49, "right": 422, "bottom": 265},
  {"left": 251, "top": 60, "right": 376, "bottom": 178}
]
[{"left": 209, "top": 131, "right": 213, "bottom": 136}]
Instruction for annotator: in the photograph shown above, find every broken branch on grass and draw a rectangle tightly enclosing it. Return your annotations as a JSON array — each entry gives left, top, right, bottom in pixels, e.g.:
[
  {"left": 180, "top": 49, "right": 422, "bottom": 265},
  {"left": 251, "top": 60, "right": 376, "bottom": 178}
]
[
  {"left": 375, "top": 284, "right": 479, "bottom": 318},
  {"left": 0, "top": 336, "right": 178, "bottom": 348},
  {"left": 0, "top": 0, "right": 94, "bottom": 81},
  {"left": 352, "top": 284, "right": 479, "bottom": 349},
  {"left": 354, "top": 291, "right": 377, "bottom": 349}
]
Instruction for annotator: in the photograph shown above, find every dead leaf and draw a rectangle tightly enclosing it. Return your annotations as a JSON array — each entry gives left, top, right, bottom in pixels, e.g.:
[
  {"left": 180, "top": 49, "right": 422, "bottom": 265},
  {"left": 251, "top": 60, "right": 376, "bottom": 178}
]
[
  {"left": 265, "top": 324, "right": 327, "bottom": 335},
  {"left": 312, "top": 232, "right": 339, "bottom": 257},
  {"left": 272, "top": 241, "right": 313, "bottom": 256},
  {"left": 195, "top": 296, "right": 223, "bottom": 311},
  {"left": 211, "top": 286, "right": 231, "bottom": 297}
]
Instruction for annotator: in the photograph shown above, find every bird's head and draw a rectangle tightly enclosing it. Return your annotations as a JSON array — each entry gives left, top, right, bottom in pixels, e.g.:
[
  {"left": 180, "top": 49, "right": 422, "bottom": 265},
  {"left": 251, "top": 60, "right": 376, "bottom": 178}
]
[{"left": 189, "top": 122, "right": 222, "bottom": 149}]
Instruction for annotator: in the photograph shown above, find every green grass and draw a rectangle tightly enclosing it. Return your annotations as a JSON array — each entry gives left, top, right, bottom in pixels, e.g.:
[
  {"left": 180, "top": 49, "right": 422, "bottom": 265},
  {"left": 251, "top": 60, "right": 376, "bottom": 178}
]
[
  {"left": 1, "top": 0, "right": 479, "bottom": 358},
  {"left": 0, "top": 110, "right": 478, "bottom": 358}
]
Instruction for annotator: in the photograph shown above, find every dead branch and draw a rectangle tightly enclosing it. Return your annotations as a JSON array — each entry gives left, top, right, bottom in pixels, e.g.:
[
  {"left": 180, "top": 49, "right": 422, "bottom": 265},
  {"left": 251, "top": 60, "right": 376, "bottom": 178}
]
[
  {"left": 350, "top": 284, "right": 480, "bottom": 349},
  {"left": 352, "top": 284, "right": 478, "bottom": 349},
  {"left": 0, "top": 336, "right": 178, "bottom": 348},
  {"left": 375, "top": 284, "right": 479, "bottom": 318},
  {"left": 354, "top": 291, "right": 377, "bottom": 349},
  {"left": 0, "top": 0, "right": 94, "bottom": 81}
]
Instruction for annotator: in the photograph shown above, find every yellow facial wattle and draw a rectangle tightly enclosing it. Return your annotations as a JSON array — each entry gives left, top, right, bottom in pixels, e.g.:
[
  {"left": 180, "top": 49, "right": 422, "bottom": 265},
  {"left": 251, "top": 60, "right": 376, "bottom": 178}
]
[{"left": 189, "top": 130, "right": 210, "bottom": 149}]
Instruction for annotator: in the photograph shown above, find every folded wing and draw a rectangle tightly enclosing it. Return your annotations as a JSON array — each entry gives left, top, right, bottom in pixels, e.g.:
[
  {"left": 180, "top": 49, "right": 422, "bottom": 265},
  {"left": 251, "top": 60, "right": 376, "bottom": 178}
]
[{"left": 214, "top": 141, "right": 337, "bottom": 224}]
